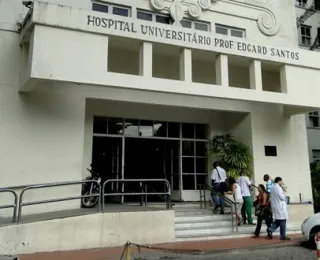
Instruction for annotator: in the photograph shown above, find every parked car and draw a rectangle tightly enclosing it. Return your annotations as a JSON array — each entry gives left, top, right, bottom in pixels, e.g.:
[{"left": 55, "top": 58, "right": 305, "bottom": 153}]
[{"left": 301, "top": 212, "right": 320, "bottom": 243}]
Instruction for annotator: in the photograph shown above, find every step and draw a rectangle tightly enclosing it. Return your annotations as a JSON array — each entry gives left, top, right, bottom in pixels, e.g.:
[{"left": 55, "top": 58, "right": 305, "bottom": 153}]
[
  {"left": 174, "top": 209, "right": 214, "bottom": 217},
  {"left": 175, "top": 224, "right": 298, "bottom": 238},
  {"left": 175, "top": 215, "right": 231, "bottom": 223},
  {"left": 175, "top": 220, "right": 231, "bottom": 230},
  {"left": 175, "top": 227, "right": 245, "bottom": 237}
]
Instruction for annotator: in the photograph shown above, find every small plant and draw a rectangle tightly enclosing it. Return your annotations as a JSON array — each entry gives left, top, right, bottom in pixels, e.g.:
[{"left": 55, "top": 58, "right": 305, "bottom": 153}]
[{"left": 209, "top": 134, "right": 253, "bottom": 179}]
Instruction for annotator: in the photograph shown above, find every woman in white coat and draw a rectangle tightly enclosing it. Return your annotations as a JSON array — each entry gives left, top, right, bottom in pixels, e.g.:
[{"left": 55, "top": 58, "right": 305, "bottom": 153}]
[{"left": 267, "top": 177, "right": 290, "bottom": 240}]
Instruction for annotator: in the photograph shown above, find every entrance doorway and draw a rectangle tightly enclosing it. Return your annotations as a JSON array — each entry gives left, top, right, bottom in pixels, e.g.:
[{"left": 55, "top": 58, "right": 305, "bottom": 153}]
[
  {"left": 124, "top": 138, "right": 179, "bottom": 202},
  {"left": 91, "top": 116, "right": 208, "bottom": 203}
]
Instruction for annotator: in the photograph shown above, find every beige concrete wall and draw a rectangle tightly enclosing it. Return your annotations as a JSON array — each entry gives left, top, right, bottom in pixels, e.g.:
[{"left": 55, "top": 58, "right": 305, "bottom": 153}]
[
  {"left": 288, "top": 204, "right": 314, "bottom": 229},
  {"left": 0, "top": 210, "right": 175, "bottom": 255}
]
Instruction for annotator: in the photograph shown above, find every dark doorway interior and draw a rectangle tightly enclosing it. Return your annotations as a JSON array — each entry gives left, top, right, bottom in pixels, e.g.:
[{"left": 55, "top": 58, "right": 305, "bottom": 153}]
[
  {"left": 91, "top": 136, "right": 122, "bottom": 203},
  {"left": 124, "top": 138, "right": 179, "bottom": 202}
]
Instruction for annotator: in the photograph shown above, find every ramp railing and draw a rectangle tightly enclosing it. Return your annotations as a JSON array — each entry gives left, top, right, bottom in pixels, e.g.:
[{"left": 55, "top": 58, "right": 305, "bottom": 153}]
[
  {"left": 102, "top": 179, "right": 171, "bottom": 211},
  {"left": 0, "top": 189, "right": 18, "bottom": 223},
  {"left": 17, "top": 180, "right": 101, "bottom": 223}
]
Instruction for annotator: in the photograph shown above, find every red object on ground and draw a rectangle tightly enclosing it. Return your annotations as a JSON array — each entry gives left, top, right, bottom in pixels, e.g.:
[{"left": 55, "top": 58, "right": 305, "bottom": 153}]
[
  {"left": 315, "top": 232, "right": 320, "bottom": 259},
  {"left": 19, "top": 234, "right": 302, "bottom": 260}
]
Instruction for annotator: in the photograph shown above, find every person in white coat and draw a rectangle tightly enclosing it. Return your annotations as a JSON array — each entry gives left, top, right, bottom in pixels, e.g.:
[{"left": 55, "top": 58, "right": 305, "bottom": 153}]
[{"left": 267, "top": 177, "right": 290, "bottom": 240}]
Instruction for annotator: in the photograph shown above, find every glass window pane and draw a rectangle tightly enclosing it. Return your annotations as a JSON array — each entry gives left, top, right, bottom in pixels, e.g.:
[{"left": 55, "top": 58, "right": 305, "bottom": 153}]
[
  {"left": 113, "top": 6, "right": 129, "bottom": 17},
  {"left": 216, "top": 26, "right": 228, "bottom": 35},
  {"left": 181, "top": 20, "right": 192, "bottom": 28},
  {"left": 173, "top": 175, "right": 180, "bottom": 190},
  {"left": 183, "top": 174, "right": 195, "bottom": 190},
  {"left": 182, "top": 141, "right": 194, "bottom": 156},
  {"left": 139, "top": 120, "right": 153, "bottom": 137},
  {"left": 196, "top": 141, "right": 206, "bottom": 156},
  {"left": 124, "top": 119, "right": 139, "bottom": 136},
  {"left": 301, "top": 27, "right": 305, "bottom": 35},
  {"left": 182, "top": 157, "right": 194, "bottom": 173},
  {"left": 195, "top": 22, "right": 209, "bottom": 32},
  {"left": 108, "top": 117, "right": 123, "bottom": 135},
  {"left": 182, "top": 123, "right": 194, "bottom": 139},
  {"left": 231, "top": 29, "right": 243, "bottom": 38},
  {"left": 195, "top": 124, "right": 206, "bottom": 139},
  {"left": 93, "top": 116, "right": 107, "bottom": 134},
  {"left": 196, "top": 174, "right": 207, "bottom": 188},
  {"left": 154, "top": 121, "right": 167, "bottom": 137},
  {"left": 92, "top": 3, "right": 109, "bottom": 13},
  {"left": 156, "top": 15, "right": 171, "bottom": 24},
  {"left": 137, "top": 11, "right": 153, "bottom": 21},
  {"left": 306, "top": 38, "right": 311, "bottom": 45},
  {"left": 196, "top": 158, "right": 207, "bottom": 174},
  {"left": 166, "top": 156, "right": 179, "bottom": 175},
  {"left": 168, "top": 122, "right": 180, "bottom": 138},
  {"left": 306, "top": 28, "right": 311, "bottom": 36}
]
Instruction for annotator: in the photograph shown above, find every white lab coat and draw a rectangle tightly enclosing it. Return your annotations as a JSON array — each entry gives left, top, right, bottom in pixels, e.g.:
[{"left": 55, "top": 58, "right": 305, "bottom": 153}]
[{"left": 270, "top": 183, "right": 288, "bottom": 220}]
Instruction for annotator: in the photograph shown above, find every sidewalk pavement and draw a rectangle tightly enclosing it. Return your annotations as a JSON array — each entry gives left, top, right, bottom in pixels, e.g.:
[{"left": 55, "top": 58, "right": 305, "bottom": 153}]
[{"left": 19, "top": 234, "right": 304, "bottom": 260}]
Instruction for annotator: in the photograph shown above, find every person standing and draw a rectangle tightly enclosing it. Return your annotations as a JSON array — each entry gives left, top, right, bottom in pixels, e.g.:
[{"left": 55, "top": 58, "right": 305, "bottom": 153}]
[
  {"left": 211, "top": 162, "right": 228, "bottom": 215},
  {"left": 227, "top": 178, "right": 243, "bottom": 226},
  {"left": 252, "top": 184, "right": 272, "bottom": 238},
  {"left": 263, "top": 174, "right": 274, "bottom": 194},
  {"left": 237, "top": 172, "right": 254, "bottom": 225},
  {"left": 267, "top": 177, "right": 290, "bottom": 240}
]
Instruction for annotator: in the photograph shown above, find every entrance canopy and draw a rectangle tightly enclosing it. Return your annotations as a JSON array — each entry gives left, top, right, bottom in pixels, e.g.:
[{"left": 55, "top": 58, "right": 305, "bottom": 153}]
[{"left": 18, "top": 1, "right": 320, "bottom": 115}]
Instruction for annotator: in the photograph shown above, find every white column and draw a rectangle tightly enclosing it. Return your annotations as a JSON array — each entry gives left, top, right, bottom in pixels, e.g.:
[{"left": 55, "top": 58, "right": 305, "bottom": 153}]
[
  {"left": 139, "top": 42, "right": 153, "bottom": 77},
  {"left": 280, "top": 65, "right": 288, "bottom": 94},
  {"left": 180, "top": 48, "right": 192, "bottom": 82},
  {"left": 249, "top": 60, "right": 263, "bottom": 91},
  {"left": 215, "top": 54, "right": 229, "bottom": 87}
]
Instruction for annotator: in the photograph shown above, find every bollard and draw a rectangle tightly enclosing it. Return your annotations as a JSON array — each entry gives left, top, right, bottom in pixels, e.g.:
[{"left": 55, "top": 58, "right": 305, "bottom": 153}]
[
  {"left": 316, "top": 232, "right": 320, "bottom": 260},
  {"left": 125, "top": 243, "right": 131, "bottom": 260}
]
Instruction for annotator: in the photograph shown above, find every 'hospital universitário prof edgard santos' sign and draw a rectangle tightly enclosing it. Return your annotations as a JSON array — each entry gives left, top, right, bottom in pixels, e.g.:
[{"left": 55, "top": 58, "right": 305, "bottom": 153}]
[{"left": 87, "top": 15, "right": 300, "bottom": 61}]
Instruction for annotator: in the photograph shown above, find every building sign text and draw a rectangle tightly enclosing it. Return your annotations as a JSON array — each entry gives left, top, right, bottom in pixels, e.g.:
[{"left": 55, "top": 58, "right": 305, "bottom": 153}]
[{"left": 87, "top": 15, "right": 299, "bottom": 61}]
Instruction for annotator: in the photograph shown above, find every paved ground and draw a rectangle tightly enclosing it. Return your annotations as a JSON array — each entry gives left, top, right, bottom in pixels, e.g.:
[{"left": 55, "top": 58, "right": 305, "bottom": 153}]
[
  {"left": 19, "top": 234, "right": 305, "bottom": 260},
  {"left": 136, "top": 246, "right": 315, "bottom": 260}
]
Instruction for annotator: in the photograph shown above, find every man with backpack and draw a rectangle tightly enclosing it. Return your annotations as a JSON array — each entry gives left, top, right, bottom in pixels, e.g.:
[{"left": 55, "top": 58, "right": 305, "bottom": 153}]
[{"left": 211, "top": 162, "right": 228, "bottom": 215}]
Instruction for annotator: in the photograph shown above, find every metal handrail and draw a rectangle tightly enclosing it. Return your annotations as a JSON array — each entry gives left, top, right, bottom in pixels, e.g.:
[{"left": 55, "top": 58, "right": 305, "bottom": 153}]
[
  {"left": 0, "top": 189, "right": 18, "bottom": 223},
  {"left": 198, "top": 183, "right": 238, "bottom": 232},
  {"left": 102, "top": 179, "right": 171, "bottom": 211},
  {"left": 17, "top": 180, "right": 101, "bottom": 223}
]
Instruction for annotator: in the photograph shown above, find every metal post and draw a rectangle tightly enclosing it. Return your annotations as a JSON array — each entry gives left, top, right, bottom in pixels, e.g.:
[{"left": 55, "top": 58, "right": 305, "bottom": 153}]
[
  {"left": 144, "top": 184, "right": 148, "bottom": 207},
  {"left": 230, "top": 203, "right": 234, "bottom": 232},
  {"left": 235, "top": 203, "right": 238, "bottom": 232},
  {"left": 98, "top": 183, "right": 101, "bottom": 212},
  {"left": 140, "top": 182, "right": 143, "bottom": 207},
  {"left": 102, "top": 181, "right": 106, "bottom": 212},
  {"left": 204, "top": 185, "right": 207, "bottom": 209},
  {"left": 199, "top": 185, "right": 202, "bottom": 209}
]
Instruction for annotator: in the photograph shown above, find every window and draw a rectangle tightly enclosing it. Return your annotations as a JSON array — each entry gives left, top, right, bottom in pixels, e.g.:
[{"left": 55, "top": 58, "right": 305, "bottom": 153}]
[
  {"left": 313, "top": 150, "right": 320, "bottom": 163},
  {"left": 309, "top": 111, "right": 319, "bottom": 127},
  {"left": 264, "top": 146, "right": 277, "bottom": 157},
  {"left": 137, "top": 10, "right": 173, "bottom": 24},
  {"left": 181, "top": 19, "right": 210, "bottom": 32},
  {"left": 92, "top": 2, "right": 131, "bottom": 17},
  {"left": 296, "top": 0, "right": 307, "bottom": 7},
  {"left": 300, "top": 25, "right": 311, "bottom": 46},
  {"left": 215, "top": 24, "right": 245, "bottom": 38}
]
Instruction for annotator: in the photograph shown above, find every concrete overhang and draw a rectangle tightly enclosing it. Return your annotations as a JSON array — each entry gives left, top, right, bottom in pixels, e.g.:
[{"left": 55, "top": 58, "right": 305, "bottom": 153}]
[{"left": 17, "top": 1, "right": 320, "bottom": 116}]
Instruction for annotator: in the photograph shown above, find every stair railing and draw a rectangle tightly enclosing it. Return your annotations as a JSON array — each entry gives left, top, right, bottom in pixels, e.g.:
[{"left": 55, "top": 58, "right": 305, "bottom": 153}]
[{"left": 198, "top": 183, "right": 239, "bottom": 232}]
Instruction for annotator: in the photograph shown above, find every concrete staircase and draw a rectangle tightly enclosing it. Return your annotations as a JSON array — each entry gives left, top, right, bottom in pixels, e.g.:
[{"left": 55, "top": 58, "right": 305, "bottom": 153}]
[{"left": 174, "top": 206, "right": 298, "bottom": 241}]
